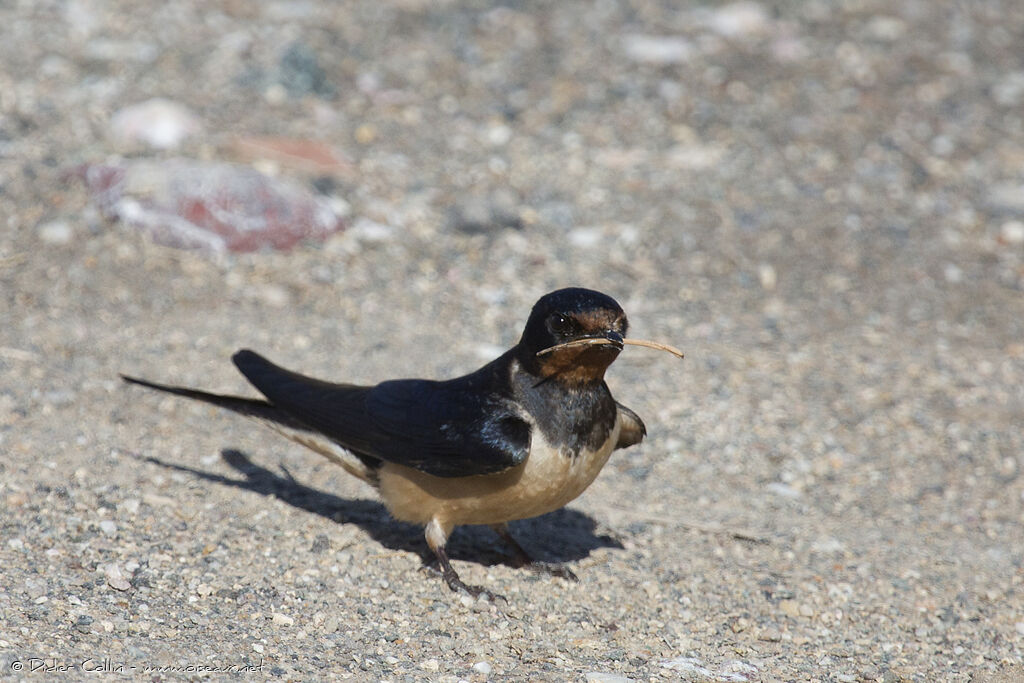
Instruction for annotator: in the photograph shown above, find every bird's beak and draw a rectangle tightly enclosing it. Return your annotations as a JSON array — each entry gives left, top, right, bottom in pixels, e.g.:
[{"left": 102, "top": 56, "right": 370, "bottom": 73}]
[{"left": 591, "top": 330, "right": 624, "bottom": 350}]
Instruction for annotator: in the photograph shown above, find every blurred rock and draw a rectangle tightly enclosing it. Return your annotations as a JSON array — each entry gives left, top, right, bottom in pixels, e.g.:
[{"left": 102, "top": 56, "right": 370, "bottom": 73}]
[
  {"left": 622, "top": 35, "right": 694, "bottom": 65},
  {"left": 279, "top": 41, "right": 333, "bottom": 98},
  {"left": 1000, "top": 220, "right": 1024, "bottom": 245},
  {"left": 73, "top": 159, "right": 345, "bottom": 253},
  {"left": 987, "top": 183, "right": 1024, "bottom": 215},
  {"left": 992, "top": 72, "right": 1024, "bottom": 107},
  {"left": 448, "top": 192, "right": 522, "bottom": 233},
  {"left": 37, "top": 220, "right": 73, "bottom": 245},
  {"left": 701, "top": 2, "right": 771, "bottom": 38},
  {"left": 110, "top": 98, "right": 202, "bottom": 150},
  {"left": 866, "top": 16, "right": 907, "bottom": 42}
]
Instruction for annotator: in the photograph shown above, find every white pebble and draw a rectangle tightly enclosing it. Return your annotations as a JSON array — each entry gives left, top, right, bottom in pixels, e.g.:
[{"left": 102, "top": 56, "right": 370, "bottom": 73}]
[
  {"left": 584, "top": 673, "right": 633, "bottom": 683},
  {"left": 472, "top": 661, "right": 492, "bottom": 675},
  {"left": 104, "top": 564, "right": 131, "bottom": 591},
  {"left": 486, "top": 123, "right": 512, "bottom": 147},
  {"left": 258, "top": 284, "right": 291, "bottom": 308},
  {"left": 99, "top": 520, "right": 117, "bottom": 536},
  {"left": 272, "top": 612, "right": 294, "bottom": 626},
  {"left": 568, "top": 226, "right": 603, "bottom": 248},
  {"left": 1001, "top": 220, "right": 1024, "bottom": 245},
  {"left": 766, "top": 482, "right": 802, "bottom": 499},
  {"left": 622, "top": 35, "right": 694, "bottom": 65},
  {"left": 705, "top": 2, "right": 770, "bottom": 38},
  {"left": 110, "top": 98, "right": 202, "bottom": 150},
  {"left": 38, "top": 220, "right": 74, "bottom": 245}
]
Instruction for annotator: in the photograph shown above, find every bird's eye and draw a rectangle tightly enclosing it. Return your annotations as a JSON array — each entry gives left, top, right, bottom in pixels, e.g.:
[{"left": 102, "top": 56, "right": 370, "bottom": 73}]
[{"left": 549, "top": 313, "right": 573, "bottom": 334}]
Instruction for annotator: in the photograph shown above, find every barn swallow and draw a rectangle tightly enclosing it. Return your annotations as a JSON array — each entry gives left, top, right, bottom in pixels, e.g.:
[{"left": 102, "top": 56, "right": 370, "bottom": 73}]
[{"left": 122, "top": 287, "right": 649, "bottom": 599}]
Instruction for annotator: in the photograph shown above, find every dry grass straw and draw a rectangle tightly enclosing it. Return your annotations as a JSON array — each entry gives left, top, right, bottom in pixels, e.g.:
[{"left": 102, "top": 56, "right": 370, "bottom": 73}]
[{"left": 537, "top": 337, "right": 684, "bottom": 359}]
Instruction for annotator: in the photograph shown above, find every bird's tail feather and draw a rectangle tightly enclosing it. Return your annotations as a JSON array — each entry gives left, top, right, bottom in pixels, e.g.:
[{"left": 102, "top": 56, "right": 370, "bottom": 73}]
[
  {"left": 120, "top": 374, "right": 378, "bottom": 485},
  {"left": 120, "top": 375, "right": 287, "bottom": 423}
]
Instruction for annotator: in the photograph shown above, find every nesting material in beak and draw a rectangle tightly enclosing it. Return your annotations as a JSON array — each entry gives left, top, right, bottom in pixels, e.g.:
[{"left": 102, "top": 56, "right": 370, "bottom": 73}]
[{"left": 537, "top": 337, "right": 684, "bottom": 359}]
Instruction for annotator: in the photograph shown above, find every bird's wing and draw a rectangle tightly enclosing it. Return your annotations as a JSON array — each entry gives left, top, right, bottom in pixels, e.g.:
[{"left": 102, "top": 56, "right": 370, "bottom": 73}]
[
  {"left": 615, "top": 402, "right": 646, "bottom": 449},
  {"left": 233, "top": 350, "right": 530, "bottom": 478}
]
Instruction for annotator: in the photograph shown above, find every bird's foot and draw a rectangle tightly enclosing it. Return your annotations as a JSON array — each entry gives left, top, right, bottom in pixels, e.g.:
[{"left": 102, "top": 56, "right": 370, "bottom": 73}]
[
  {"left": 421, "top": 562, "right": 507, "bottom": 602},
  {"left": 522, "top": 561, "right": 579, "bottom": 582},
  {"left": 442, "top": 570, "right": 507, "bottom": 603}
]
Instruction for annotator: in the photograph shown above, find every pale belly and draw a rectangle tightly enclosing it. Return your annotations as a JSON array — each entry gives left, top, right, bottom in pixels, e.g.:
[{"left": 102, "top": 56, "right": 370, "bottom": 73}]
[{"left": 377, "top": 417, "right": 621, "bottom": 527}]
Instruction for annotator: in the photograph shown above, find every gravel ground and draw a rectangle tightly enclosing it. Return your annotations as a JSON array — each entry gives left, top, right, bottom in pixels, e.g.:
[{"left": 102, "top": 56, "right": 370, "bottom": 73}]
[{"left": 2, "top": 1, "right": 1024, "bottom": 681}]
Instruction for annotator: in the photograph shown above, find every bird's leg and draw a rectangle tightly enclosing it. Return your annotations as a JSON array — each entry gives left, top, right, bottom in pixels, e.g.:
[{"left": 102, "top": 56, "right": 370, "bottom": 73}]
[
  {"left": 489, "top": 523, "right": 579, "bottom": 582},
  {"left": 425, "top": 519, "right": 505, "bottom": 601}
]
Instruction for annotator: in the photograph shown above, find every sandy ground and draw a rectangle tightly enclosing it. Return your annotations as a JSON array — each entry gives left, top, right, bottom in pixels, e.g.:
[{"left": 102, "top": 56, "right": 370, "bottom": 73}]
[{"left": 2, "top": 1, "right": 1023, "bottom": 681}]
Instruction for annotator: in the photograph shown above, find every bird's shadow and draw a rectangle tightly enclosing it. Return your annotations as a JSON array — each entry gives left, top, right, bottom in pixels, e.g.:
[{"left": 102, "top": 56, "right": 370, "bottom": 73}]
[{"left": 141, "top": 449, "right": 622, "bottom": 570}]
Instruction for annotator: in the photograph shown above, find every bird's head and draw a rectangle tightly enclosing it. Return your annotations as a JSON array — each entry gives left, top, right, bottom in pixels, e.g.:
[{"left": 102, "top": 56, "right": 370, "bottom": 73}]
[{"left": 517, "top": 287, "right": 628, "bottom": 384}]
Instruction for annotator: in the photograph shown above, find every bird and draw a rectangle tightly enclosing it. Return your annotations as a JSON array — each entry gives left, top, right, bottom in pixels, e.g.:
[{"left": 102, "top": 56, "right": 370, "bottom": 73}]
[{"left": 121, "top": 287, "right": 650, "bottom": 599}]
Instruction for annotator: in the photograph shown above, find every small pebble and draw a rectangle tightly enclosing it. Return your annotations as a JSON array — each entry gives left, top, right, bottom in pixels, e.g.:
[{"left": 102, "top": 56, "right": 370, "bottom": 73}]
[
  {"left": 705, "top": 2, "right": 770, "bottom": 37},
  {"left": 104, "top": 564, "right": 131, "bottom": 591},
  {"left": 568, "top": 227, "right": 603, "bottom": 249},
  {"left": 272, "top": 613, "right": 294, "bottom": 626},
  {"left": 37, "top": 220, "right": 73, "bottom": 245},
  {"left": 622, "top": 35, "right": 694, "bottom": 64},
  {"left": 779, "top": 600, "right": 802, "bottom": 618},
  {"left": 485, "top": 123, "right": 512, "bottom": 147},
  {"left": 419, "top": 658, "right": 440, "bottom": 672},
  {"left": 766, "top": 482, "right": 802, "bottom": 499},
  {"left": 99, "top": 520, "right": 117, "bottom": 535},
  {"left": 110, "top": 98, "right": 202, "bottom": 150},
  {"left": 258, "top": 284, "right": 291, "bottom": 308},
  {"left": 472, "top": 661, "right": 492, "bottom": 675},
  {"left": 1001, "top": 220, "right": 1024, "bottom": 245},
  {"left": 584, "top": 673, "right": 633, "bottom": 683}
]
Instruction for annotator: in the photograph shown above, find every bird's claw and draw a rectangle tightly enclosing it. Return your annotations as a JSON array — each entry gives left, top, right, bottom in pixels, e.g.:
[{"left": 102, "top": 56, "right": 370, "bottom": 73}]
[
  {"left": 422, "top": 562, "right": 507, "bottom": 602},
  {"left": 524, "top": 561, "right": 579, "bottom": 582},
  {"left": 444, "top": 574, "right": 508, "bottom": 603}
]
